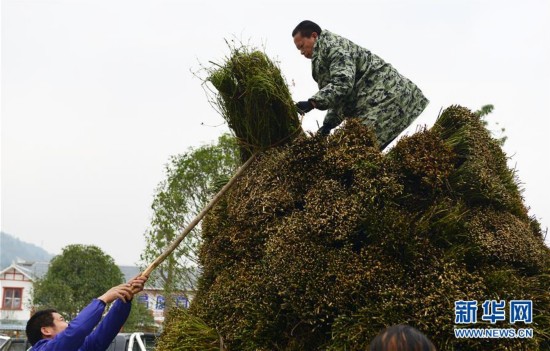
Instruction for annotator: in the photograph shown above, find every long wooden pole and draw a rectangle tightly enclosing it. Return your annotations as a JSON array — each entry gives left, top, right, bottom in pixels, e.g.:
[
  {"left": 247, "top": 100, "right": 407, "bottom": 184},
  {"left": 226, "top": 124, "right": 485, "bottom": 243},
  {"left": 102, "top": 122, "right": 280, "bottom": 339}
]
[{"left": 139, "top": 152, "right": 257, "bottom": 279}]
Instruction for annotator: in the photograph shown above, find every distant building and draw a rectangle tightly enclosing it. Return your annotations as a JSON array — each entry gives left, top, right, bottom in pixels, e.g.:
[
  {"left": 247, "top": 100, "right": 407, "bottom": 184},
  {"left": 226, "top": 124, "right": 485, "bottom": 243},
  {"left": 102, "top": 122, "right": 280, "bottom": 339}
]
[
  {"left": 0, "top": 261, "right": 195, "bottom": 335},
  {"left": 0, "top": 261, "right": 48, "bottom": 336},
  {"left": 118, "top": 265, "right": 196, "bottom": 327}
]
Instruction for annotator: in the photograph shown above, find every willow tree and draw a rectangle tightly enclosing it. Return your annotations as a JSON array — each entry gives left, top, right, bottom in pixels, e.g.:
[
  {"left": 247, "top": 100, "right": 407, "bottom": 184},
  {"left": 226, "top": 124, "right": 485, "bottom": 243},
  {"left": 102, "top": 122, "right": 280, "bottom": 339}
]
[{"left": 141, "top": 133, "right": 240, "bottom": 313}]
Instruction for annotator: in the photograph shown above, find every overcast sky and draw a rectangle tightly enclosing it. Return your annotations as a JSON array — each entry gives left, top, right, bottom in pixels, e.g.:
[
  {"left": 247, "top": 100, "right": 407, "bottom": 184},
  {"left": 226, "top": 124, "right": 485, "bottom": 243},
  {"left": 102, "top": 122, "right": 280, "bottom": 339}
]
[{"left": 2, "top": 0, "right": 549, "bottom": 266}]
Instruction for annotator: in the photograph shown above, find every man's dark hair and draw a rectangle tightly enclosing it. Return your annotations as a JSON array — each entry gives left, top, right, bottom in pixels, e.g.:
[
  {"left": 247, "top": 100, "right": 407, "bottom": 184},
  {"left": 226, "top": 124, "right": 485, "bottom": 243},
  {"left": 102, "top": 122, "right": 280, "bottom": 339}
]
[
  {"left": 292, "top": 20, "right": 322, "bottom": 38},
  {"left": 26, "top": 309, "right": 57, "bottom": 346},
  {"left": 370, "top": 325, "right": 437, "bottom": 351}
]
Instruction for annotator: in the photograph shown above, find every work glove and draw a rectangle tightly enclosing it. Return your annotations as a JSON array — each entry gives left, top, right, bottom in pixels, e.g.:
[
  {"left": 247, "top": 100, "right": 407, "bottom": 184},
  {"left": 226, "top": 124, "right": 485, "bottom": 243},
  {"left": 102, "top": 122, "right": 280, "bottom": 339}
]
[
  {"left": 317, "top": 124, "right": 332, "bottom": 136},
  {"left": 295, "top": 100, "right": 314, "bottom": 114}
]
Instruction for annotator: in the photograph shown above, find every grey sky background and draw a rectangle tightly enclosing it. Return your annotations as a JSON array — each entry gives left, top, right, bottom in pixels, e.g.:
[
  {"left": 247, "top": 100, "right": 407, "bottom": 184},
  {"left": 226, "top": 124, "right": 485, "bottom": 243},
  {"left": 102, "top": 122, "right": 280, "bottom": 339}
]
[{"left": 2, "top": 0, "right": 549, "bottom": 266}]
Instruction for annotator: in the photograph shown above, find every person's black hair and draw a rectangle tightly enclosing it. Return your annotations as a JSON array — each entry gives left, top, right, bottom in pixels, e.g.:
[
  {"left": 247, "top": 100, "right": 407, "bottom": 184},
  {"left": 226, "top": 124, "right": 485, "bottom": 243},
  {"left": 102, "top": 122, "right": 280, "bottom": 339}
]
[
  {"left": 26, "top": 309, "right": 57, "bottom": 346},
  {"left": 370, "top": 325, "right": 437, "bottom": 351},
  {"left": 292, "top": 20, "right": 322, "bottom": 38}
]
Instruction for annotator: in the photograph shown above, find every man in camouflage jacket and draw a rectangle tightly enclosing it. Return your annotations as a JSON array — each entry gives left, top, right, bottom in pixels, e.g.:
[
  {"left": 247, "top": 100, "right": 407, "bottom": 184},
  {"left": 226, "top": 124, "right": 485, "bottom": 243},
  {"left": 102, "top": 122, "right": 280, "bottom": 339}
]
[{"left": 293, "top": 20, "right": 429, "bottom": 149}]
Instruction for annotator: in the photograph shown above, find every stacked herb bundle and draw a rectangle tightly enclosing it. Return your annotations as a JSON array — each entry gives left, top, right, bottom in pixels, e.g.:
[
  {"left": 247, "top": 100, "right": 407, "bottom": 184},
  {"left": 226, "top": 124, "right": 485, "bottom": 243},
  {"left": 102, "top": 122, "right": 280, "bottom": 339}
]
[
  {"left": 206, "top": 44, "right": 303, "bottom": 162},
  {"left": 158, "top": 107, "right": 549, "bottom": 350},
  {"left": 155, "top": 308, "right": 220, "bottom": 351}
]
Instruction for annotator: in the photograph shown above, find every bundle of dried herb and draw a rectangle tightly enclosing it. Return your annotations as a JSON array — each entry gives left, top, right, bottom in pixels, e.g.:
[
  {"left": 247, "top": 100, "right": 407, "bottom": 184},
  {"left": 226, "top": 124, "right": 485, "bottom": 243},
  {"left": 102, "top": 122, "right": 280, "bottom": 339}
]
[
  {"left": 155, "top": 307, "right": 220, "bottom": 351},
  {"left": 206, "top": 44, "right": 302, "bottom": 161}
]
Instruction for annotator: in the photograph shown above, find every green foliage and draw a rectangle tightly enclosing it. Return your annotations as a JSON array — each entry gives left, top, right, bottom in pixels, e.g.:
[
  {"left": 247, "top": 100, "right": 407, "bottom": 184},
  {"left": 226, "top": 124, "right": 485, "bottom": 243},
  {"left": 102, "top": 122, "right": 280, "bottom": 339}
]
[
  {"left": 474, "top": 104, "right": 494, "bottom": 118},
  {"left": 33, "top": 244, "right": 123, "bottom": 318},
  {"left": 123, "top": 299, "right": 156, "bottom": 332},
  {"left": 172, "top": 106, "right": 549, "bottom": 350},
  {"left": 205, "top": 43, "right": 303, "bottom": 161},
  {"left": 141, "top": 134, "right": 240, "bottom": 312},
  {"left": 474, "top": 104, "right": 507, "bottom": 145}
]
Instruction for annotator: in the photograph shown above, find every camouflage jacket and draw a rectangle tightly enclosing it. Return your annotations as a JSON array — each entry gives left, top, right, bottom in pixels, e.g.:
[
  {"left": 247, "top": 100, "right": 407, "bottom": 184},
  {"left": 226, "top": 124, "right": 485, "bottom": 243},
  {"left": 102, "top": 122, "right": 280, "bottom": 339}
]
[{"left": 310, "top": 30, "right": 428, "bottom": 147}]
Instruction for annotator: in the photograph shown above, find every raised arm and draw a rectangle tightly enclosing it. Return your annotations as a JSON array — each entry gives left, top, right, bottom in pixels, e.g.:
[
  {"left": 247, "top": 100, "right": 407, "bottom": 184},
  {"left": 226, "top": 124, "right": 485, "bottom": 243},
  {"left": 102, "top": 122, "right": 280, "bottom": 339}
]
[
  {"left": 82, "top": 276, "right": 147, "bottom": 351},
  {"left": 40, "top": 299, "right": 106, "bottom": 351}
]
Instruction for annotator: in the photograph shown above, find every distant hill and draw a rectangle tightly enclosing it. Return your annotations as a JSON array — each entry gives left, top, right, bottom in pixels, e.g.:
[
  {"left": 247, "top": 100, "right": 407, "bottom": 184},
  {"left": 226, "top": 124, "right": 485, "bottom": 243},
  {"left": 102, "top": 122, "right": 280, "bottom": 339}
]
[{"left": 0, "top": 232, "right": 54, "bottom": 269}]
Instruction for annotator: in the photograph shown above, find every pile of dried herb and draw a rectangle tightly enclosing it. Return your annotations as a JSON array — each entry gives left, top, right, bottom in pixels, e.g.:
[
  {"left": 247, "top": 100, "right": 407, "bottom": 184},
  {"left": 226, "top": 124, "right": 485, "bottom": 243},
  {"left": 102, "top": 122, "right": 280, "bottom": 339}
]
[
  {"left": 157, "top": 106, "right": 549, "bottom": 350},
  {"left": 206, "top": 44, "right": 302, "bottom": 161}
]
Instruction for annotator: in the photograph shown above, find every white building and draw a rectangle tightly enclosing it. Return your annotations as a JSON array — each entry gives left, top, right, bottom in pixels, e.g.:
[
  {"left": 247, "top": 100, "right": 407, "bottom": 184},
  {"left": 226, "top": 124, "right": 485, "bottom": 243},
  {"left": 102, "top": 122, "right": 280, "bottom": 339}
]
[
  {"left": 0, "top": 261, "right": 48, "bottom": 336},
  {"left": 119, "top": 265, "right": 195, "bottom": 327}
]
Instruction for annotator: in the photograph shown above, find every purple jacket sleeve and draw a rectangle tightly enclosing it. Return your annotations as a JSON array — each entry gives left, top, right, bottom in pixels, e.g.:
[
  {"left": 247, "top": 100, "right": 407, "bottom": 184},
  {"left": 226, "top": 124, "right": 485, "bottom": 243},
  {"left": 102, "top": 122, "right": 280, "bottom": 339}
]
[
  {"left": 33, "top": 299, "right": 106, "bottom": 351},
  {"left": 81, "top": 299, "right": 132, "bottom": 351}
]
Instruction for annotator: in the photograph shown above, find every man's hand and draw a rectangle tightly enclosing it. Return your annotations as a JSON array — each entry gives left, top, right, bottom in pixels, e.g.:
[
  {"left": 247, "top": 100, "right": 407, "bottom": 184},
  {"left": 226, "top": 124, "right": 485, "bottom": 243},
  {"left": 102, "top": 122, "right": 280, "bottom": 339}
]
[
  {"left": 98, "top": 284, "right": 134, "bottom": 304},
  {"left": 317, "top": 124, "right": 332, "bottom": 136},
  {"left": 128, "top": 275, "right": 148, "bottom": 294},
  {"left": 296, "top": 100, "right": 314, "bottom": 114}
]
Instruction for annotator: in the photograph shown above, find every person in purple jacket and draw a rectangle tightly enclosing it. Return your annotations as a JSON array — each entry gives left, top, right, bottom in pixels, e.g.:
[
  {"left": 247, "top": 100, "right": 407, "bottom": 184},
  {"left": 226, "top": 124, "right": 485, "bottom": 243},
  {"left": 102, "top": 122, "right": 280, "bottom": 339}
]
[{"left": 25, "top": 275, "right": 147, "bottom": 351}]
